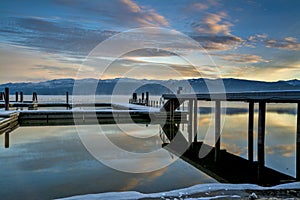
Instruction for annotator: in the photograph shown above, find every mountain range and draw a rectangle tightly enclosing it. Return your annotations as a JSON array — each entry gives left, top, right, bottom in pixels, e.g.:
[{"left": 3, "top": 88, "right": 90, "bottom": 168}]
[{"left": 0, "top": 78, "right": 300, "bottom": 95}]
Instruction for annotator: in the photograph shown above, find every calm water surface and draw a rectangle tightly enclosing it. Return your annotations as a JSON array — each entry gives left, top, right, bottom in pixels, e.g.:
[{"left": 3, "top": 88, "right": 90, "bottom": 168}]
[
  {"left": 0, "top": 96, "right": 297, "bottom": 199},
  {"left": 0, "top": 125, "right": 216, "bottom": 200}
]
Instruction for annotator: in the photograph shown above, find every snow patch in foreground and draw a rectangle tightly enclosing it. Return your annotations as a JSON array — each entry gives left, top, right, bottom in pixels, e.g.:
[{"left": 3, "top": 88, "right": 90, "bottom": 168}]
[{"left": 58, "top": 182, "right": 300, "bottom": 200}]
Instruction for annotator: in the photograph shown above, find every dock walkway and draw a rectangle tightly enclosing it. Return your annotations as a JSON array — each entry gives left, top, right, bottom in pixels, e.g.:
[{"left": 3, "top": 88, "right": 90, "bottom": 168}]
[{"left": 162, "top": 90, "right": 300, "bottom": 184}]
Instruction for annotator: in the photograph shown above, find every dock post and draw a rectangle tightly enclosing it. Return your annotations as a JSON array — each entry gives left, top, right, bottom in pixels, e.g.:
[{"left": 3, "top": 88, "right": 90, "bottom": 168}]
[
  {"left": 193, "top": 99, "right": 198, "bottom": 143},
  {"left": 169, "top": 99, "right": 175, "bottom": 139},
  {"left": 4, "top": 132, "right": 9, "bottom": 148},
  {"left": 297, "top": 102, "right": 300, "bottom": 180},
  {"left": 214, "top": 100, "right": 221, "bottom": 163},
  {"left": 142, "top": 93, "right": 144, "bottom": 104},
  {"left": 0, "top": 92, "right": 2, "bottom": 100},
  {"left": 4, "top": 87, "right": 9, "bottom": 111},
  {"left": 188, "top": 99, "right": 193, "bottom": 144},
  {"left": 146, "top": 92, "right": 149, "bottom": 106},
  {"left": 20, "top": 91, "right": 23, "bottom": 102},
  {"left": 248, "top": 102, "right": 254, "bottom": 162},
  {"left": 257, "top": 101, "right": 266, "bottom": 182},
  {"left": 15, "top": 91, "right": 18, "bottom": 102},
  {"left": 66, "top": 91, "right": 69, "bottom": 109}
]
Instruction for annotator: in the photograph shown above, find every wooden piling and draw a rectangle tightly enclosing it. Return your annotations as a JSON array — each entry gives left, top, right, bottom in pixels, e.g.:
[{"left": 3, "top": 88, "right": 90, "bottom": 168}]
[
  {"left": 4, "top": 87, "right": 9, "bottom": 111},
  {"left": 248, "top": 102, "right": 254, "bottom": 162},
  {"left": 146, "top": 92, "right": 149, "bottom": 106},
  {"left": 188, "top": 99, "right": 193, "bottom": 143},
  {"left": 170, "top": 99, "right": 175, "bottom": 138},
  {"left": 215, "top": 100, "right": 221, "bottom": 163},
  {"left": 4, "top": 132, "right": 9, "bottom": 148},
  {"left": 66, "top": 91, "right": 69, "bottom": 109},
  {"left": 193, "top": 99, "right": 198, "bottom": 143},
  {"left": 0, "top": 92, "right": 3, "bottom": 101},
  {"left": 15, "top": 91, "right": 18, "bottom": 102},
  {"left": 297, "top": 102, "right": 300, "bottom": 180},
  {"left": 257, "top": 101, "right": 266, "bottom": 181},
  {"left": 20, "top": 91, "right": 23, "bottom": 102}
]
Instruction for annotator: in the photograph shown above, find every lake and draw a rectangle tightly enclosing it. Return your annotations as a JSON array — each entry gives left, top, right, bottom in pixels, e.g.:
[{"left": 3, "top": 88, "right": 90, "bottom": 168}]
[{"left": 0, "top": 95, "right": 297, "bottom": 199}]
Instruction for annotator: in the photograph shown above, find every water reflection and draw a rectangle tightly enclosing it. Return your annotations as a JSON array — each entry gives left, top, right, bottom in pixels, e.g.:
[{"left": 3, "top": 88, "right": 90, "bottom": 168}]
[
  {"left": 195, "top": 102, "right": 296, "bottom": 177},
  {"left": 0, "top": 125, "right": 216, "bottom": 199}
]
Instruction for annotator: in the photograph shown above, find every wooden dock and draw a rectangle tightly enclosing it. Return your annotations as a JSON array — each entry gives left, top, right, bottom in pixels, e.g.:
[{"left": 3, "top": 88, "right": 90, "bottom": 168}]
[
  {"left": 0, "top": 111, "right": 19, "bottom": 148},
  {"left": 162, "top": 90, "right": 300, "bottom": 184}
]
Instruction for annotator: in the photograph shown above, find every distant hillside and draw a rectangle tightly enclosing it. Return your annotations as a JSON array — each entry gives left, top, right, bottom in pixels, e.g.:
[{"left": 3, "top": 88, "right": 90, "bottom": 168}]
[{"left": 0, "top": 78, "right": 300, "bottom": 95}]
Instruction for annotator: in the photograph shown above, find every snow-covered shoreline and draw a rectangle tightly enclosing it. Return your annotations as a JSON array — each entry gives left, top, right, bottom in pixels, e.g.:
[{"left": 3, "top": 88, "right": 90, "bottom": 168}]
[{"left": 58, "top": 182, "right": 300, "bottom": 200}]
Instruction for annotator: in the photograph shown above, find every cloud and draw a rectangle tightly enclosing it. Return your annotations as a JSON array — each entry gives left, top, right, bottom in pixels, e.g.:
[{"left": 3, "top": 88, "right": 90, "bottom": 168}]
[
  {"left": 0, "top": 17, "right": 118, "bottom": 57},
  {"left": 214, "top": 53, "right": 270, "bottom": 63},
  {"left": 192, "top": 12, "right": 233, "bottom": 35},
  {"left": 265, "top": 144, "right": 295, "bottom": 157},
  {"left": 192, "top": 35, "right": 243, "bottom": 51},
  {"left": 245, "top": 34, "right": 300, "bottom": 51},
  {"left": 54, "top": 0, "right": 169, "bottom": 27},
  {"left": 266, "top": 37, "right": 300, "bottom": 51},
  {"left": 191, "top": 3, "right": 209, "bottom": 11}
]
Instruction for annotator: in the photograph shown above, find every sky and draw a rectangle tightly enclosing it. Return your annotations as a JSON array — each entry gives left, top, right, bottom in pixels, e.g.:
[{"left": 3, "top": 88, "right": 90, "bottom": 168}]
[{"left": 0, "top": 0, "right": 300, "bottom": 83}]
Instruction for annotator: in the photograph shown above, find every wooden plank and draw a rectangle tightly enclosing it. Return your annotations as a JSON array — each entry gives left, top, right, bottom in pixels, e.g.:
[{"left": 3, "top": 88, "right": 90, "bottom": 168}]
[
  {"left": 297, "top": 102, "right": 300, "bottom": 180},
  {"left": 248, "top": 102, "right": 254, "bottom": 162},
  {"left": 215, "top": 100, "right": 221, "bottom": 163},
  {"left": 257, "top": 101, "right": 266, "bottom": 181},
  {"left": 162, "top": 90, "right": 300, "bottom": 103}
]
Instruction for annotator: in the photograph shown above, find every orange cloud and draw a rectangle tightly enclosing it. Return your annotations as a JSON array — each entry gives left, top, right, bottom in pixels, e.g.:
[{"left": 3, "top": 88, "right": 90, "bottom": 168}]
[{"left": 193, "top": 12, "right": 232, "bottom": 35}]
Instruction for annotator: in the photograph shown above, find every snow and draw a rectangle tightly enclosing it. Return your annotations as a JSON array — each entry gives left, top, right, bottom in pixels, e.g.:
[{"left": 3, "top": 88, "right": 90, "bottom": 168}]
[{"left": 57, "top": 182, "right": 300, "bottom": 200}]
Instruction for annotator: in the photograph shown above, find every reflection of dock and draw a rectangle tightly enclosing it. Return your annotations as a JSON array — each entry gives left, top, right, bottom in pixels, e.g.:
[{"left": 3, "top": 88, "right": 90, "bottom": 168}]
[{"left": 162, "top": 91, "right": 300, "bottom": 185}]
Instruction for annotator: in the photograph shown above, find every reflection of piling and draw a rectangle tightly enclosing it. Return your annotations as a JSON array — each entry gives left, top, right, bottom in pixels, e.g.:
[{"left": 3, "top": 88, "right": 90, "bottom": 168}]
[
  {"left": 5, "top": 132, "right": 9, "bottom": 148},
  {"left": 4, "top": 87, "right": 9, "bottom": 111}
]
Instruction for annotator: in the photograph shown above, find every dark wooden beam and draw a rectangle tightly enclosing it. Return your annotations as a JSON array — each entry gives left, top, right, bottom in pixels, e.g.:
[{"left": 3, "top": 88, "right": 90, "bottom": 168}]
[
  {"left": 257, "top": 101, "right": 266, "bottom": 181},
  {"left": 4, "top": 87, "right": 9, "bottom": 111},
  {"left": 297, "top": 102, "right": 300, "bottom": 180},
  {"left": 193, "top": 99, "right": 198, "bottom": 143},
  {"left": 248, "top": 102, "right": 254, "bottom": 162},
  {"left": 188, "top": 99, "right": 193, "bottom": 144},
  {"left": 215, "top": 100, "right": 221, "bottom": 163}
]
